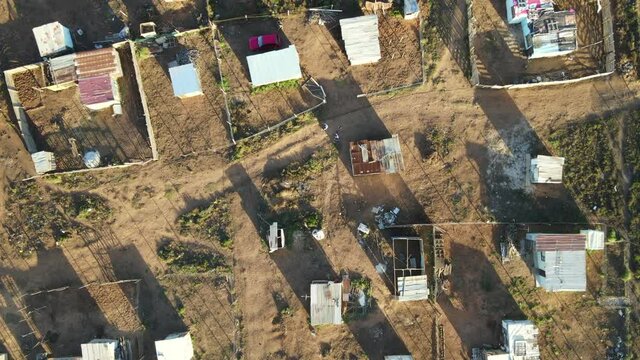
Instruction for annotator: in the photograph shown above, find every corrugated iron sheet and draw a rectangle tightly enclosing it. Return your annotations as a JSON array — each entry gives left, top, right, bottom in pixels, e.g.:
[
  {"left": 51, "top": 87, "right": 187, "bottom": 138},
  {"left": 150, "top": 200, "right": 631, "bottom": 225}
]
[
  {"left": 79, "top": 74, "right": 114, "bottom": 105},
  {"left": 81, "top": 339, "right": 117, "bottom": 360},
  {"left": 246, "top": 46, "right": 302, "bottom": 87},
  {"left": 49, "top": 53, "right": 77, "bottom": 84},
  {"left": 155, "top": 332, "right": 194, "bottom": 360},
  {"left": 310, "top": 281, "right": 342, "bottom": 325},
  {"left": 581, "top": 229, "right": 604, "bottom": 250},
  {"left": 531, "top": 155, "right": 564, "bottom": 183},
  {"left": 350, "top": 135, "right": 404, "bottom": 176},
  {"left": 76, "top": 48, "right": 119, "bottom": 79},
  {"left": 534, "top": 234, "right": 585, "bottom": 251},
  {"left": 537, "top": 250, "right": 586, "bottom": 291},
  {"left": 340, "top": 15, "right": 381, "bottom": 65},
  {"left": 32, "top": 22, "right": 73, "bottom": 57}
]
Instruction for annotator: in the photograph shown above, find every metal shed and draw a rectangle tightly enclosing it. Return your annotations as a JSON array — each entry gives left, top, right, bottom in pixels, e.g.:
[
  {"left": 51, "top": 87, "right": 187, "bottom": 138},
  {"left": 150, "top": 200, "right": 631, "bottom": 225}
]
[
  {"left": 392, "top": 237, "right": 429, "bottom": 301},
  {"left": 31, "top": 151, "right": 56, "bottom": 174},
  {"left": 527, "top": 233, "right": 587, "bottom": 292},
  {"left": 310, "top": 281, "right": 343, "bottom": 326},
  {"left": 81, "top": 339, "right": 120, "bottom": 360},
  {"left": 75, "top": 48, "right": 122, "bottom": 79},
  {"left": 404, "top": 0, "right": 419, "bottom": 19},
  {"left": 530, "top": 155, "right": 565, "bottom": 184},
  {"left": 339, "top": 15, "right": 381, "bottom": 65},
  {"left": 246, "top": 46, "right": 303, "bottom": 87},
  {"left": 155, "top": 332, "right": 194, "bottom": 360},
  {"left": 385, "top": 356, "right": 414, "bottom": 360},
  {"left": 581, "top": 229, "right": 605, "bottom": 250},
  {"left": 32, "top": 21, "right": 74, "bottom": 58},
  {"left": 169, "top": 63, "right": 203, "bottom": 98},
  {"left": 48, "top": 53, "right": 77, "bottom": 85},
  {"left": 501, "top": 320, "right": 541, "bottom": 359},
  {"left": 78, "top": 74, "right": 117, "bottom": 109},
  {"left": 349, "top": 134, "right": 405, "bottom": 176}
]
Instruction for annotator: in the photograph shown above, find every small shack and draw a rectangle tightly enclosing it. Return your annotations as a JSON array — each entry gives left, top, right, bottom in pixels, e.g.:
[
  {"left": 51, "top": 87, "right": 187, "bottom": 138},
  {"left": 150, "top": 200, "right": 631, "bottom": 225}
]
[
  {"left": 169, "top": 63, "right": 203, "bottom": 98},
  {"left": 385, "top": 356, "right": 414, "bottom": 360},
  {"left": 349, "top": 134, "right": 405, "bottom": 176},
  {"left": 48, "top": 53, "right": 77, "bottom": 85},
  {"left": 340, "top": 15, "right": 381, "bottom": 65},
  {"left": 392, "top": 237, "right": 429, "bottom": 301},
  {"left": 76, "top": 48, "right": 123, "bottom": 110},
  {"left": 155, "top": 332, "right": 194, "bottom": 360},
  {"left": 530, "top": 155, "right": 564, "bottom": 184},
  {"left": 581, "top": 229, "right": 605, "bottom": 250},
  {"left": 267, "top": 222, "right": 285, "bottom": 252},
  {"left": 246, "top": 46, "right": 303, "bottom": 87},
  {"left": 310, "top": 281, "right": 343, "bottom": 326},
  {"left": 526, "top": 233, "right": 586, "bottom": 292},
  {"left": 31, "top": 151, "right": 56, "bottom": 174},
  {"left": 32, "top": 21, "right": 74, "bottom": 58},
  {"left": 81, "top": 339, "right": 122, "bottom": 360},
  {"left": 477, "top": 320, "right": 540, "bottom": 359},
  {"left": 404, "top": 0, "right": 419, "bottom": 19}
]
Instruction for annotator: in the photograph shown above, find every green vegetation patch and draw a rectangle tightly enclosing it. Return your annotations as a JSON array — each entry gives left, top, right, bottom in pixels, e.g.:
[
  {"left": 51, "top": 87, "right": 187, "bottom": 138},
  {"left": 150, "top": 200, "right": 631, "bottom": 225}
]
[
  {"left": 251, "top": 79, "right": 299, "bottom": 95},
  {"left": 158, "top": 240, "right": 227, "bottom": 273},
  {"left": 178, "top": 198, "right": 233, "bottom": 247}
]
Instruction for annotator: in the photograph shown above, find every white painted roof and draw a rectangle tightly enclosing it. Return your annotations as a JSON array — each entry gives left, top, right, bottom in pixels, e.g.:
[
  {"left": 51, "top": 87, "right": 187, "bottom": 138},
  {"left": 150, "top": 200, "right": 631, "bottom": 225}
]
[
  {"left": 31, "top": 151, "right": 56, "bottom": 174},
  {"left": 155, "top": 332, "right": 194, "bottom": 360},
  {"left": 530, "top": 155, "right": 564, "bottom": 183},
  {"left": 581, "top": 229, "right": 605, "bottom": 250},
  {"left": 169, "top": 63, "right": 203, "bottom": 97},
  {"left": 340, "top": 15, "right": 381, "bottom": 65},
  {"left": 246, "top": 46, "right": 303, "bottom": 87},
  {"left": 81, "top": 339, "right": 118, "bottom": 360},
  {"left": 310, "top": 281, "right": 342, "bottom": 326},
  {"left": 32, "top": 22, "right": 73, "bottom": 57},
  {"left": 502, "top": 320, "right": 540, "bottom": 360}
]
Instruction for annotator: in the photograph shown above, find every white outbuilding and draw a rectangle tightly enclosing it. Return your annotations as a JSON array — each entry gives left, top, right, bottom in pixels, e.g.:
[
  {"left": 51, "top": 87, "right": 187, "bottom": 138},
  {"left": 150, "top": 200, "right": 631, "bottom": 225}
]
[
  {"left": 169, "top": 63, "right": 203, "bottom": 98},
  {"left": 530, "top": 155, "right": 565, "bottom": 184},
  {"left": 310, "top": 281, "right": 343, "bottom": 326},
  {"left": 32, "top": 22, "right": 74, "bottom": 58},
  {"left": 246, "top": 46, "right": 303, "bottom": 87},
  {"left": 339, "top": 15, "right": 381, "bottom": 65},
  {"left": 155, "top": 332, "right": 194, "bottom": 360}
]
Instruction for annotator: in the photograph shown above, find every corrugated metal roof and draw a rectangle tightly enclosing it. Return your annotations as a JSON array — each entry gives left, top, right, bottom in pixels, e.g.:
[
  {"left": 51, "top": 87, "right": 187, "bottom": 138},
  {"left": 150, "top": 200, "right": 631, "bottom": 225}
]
[
  {"left": 79, "top": 74, "right": 114, "bottom": 106},
  {"left": 530, "top": 155, "right": 564, "bottom": 183},
  {"left": 169, "top": 63, "right": 203, "bottom": 97},
  {"left": 81, "top": 339, "right": 117, "bottom": 360},
  {"left": 340, "top": 15, "right": 381, "bottom": 65},
  {"left": 536, "top": 250, "right": 586, "bottom": 292},
  {"left": 76, "top": 48, "right": 120, "bottom": 79},
  {"left": 155, "top": 332, "right": 194, "bottom": 360},
  {"left": 397, "top": 275, "right": 429, "bottom": 301},
  {"left": 49, "top": 53, "right": 77, "bottom": 84},
  {"left": 581, "top": 229, "right": 604, "bottom": 250},
  {"left": 404, "top": 0, "right": 419, "bottom": 15},
  {"left": 246, "top": 46, "right": 303, "bottom": 87},
  {"left": 32, "top": 22, "right": 73, "bottom": 57},
  {"left": 384, "top": 356, "right": 414, "bottom": 360},
  {"left": 31, "top": 151, "right": 56, "bottom": 174},
  {"left": 502, "top": 320, "right": 540, "bottom": 360},
  {"left": 532, "top": 234, "right": 586, "bottom": 251},
  {"left": 310, "top": 281, "right": 342, "bottom": 326},
  {"left": 350, "top": 135, "right": 404, "bottom": 176}
]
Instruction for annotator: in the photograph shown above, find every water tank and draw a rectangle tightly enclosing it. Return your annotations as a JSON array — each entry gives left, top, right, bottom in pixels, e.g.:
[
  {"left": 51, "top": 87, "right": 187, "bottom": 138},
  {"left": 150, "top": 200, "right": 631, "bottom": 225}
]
[{"left": 83, "top": 149, "right": 101, "bottom": 168}]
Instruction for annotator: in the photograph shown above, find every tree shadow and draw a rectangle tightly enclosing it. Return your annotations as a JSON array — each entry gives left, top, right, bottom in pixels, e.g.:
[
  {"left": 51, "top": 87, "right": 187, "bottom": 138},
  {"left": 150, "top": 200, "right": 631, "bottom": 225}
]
[
  {"left": 467, "top": 88, "right": 586, "bottom": 222},
  {"left": 225, "top": 163, "right": 410, "bottom": 359}
]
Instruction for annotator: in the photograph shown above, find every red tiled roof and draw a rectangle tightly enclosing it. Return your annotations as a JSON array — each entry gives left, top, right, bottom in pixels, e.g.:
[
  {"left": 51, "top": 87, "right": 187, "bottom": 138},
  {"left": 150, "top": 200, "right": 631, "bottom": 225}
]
[
  {"left": 76, "top": 48, "right": 118, "bottom": 79},
  {"left": 535, "top": 234, "right": 586, "bottom": 251},
  {"left": 78, "top": 74, "right": 114, "bottom": 105}
]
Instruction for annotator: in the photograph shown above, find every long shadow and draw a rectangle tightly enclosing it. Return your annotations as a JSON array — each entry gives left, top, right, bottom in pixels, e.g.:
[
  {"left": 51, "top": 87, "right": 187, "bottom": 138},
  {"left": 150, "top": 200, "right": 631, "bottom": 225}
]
[
  {"left": 0, "top": 249, "right": 112, "bottom": 358},
  {"left": 469, "top": 88, "right": 586, "bottom": 222},
  {"left": 433, "top": 0, "right": 473, "bottom": 79},
  {"left": 225, "top": 163, "right": 410, "bottom": 359},
  {"left": 437, "top": 239, "right": 525, "bottom": 354},
  {"left": 107, "top": 243, "right": 187, "bottom": 357}
]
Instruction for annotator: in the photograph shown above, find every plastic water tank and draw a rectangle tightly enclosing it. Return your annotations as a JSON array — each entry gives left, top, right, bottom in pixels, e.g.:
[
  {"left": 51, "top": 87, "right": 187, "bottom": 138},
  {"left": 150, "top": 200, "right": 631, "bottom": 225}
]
[{"left": 83, "top": 150, "right": 101, "bottom": 168}]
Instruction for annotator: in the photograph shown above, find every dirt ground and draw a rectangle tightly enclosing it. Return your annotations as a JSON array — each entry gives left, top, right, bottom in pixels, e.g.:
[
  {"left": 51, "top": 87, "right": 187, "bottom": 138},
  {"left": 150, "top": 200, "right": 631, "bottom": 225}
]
[
  {"left": 1, "top": 1, "right": 640, "bottom": 359},
  {"left": 137, "top": 28, "right": 231, "bottom": 158},
  {"left": 472, "top": 0, "right": 604, "bottom": 84},
  {"left": 107, "top": 0, "right": 207, "bottom": 35},
  {"left": 16, "top": 45, "right": 152, "bottom": 171}
]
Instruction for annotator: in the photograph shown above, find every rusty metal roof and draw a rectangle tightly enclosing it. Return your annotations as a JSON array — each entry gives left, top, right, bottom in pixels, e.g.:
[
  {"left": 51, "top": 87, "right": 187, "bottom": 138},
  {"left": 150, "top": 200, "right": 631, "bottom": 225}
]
[
  {"left": 533, "top": 234, "right": 586, "bottom": 251},
  {"left": 350, "top": 134, "right": 404, "bottom": 176},
  {"left": 76, "top": 48, "right": 120, "bottom": 79},
  {"left": 78, "top": 74, "right": 114, "bottom": 105}
]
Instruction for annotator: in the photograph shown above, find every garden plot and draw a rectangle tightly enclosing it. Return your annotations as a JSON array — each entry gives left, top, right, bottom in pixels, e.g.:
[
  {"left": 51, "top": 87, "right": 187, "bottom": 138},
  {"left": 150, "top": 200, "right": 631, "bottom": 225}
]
[
  {"left": 15, "top": 44, "right": 152, "bottom": 171},
  {"left": 216, "top": 19, "right": 325, "bottom": 140},
  {"left": 136, "top": 28, "right": 231, "bottom": 158},
  {"left": 347, "top": 14, "right": 423, "bottom": 94},
  {"left": 471, "top": 0, "right": 604, "bottom": 85}
]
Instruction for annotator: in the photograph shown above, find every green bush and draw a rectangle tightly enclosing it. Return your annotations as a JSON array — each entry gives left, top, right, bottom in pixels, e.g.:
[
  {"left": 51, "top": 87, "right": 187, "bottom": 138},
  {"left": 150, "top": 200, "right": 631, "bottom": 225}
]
[
  {"left": 251, "top": 79, "right": 299, "bottom": 95},
  {"left": 178, "top": 198, "right": 233, "bottom": 247},
  {"left": 158, "top": 240, "right": 227, "bottom": 273}
]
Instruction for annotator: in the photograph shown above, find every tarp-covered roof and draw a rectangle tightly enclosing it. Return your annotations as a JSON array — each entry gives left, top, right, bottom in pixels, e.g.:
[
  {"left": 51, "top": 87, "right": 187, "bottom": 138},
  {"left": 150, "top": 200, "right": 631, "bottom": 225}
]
[
  {"left": 246, "top": 46, "right": 303, "bottom": 87},
  {"left": 531, "top": 155, "right": 565, "bottom": 183},
  {"left": 32, "top": 21, "right": 73, "bottom": 57},
  {"left": 169, "top": 63, "right": 203, "bottom": 97},
  {"left": 310, "top": 281, "right": 342, "bottom": 326},
  {"left": 79, "top": 74, "right": 114, "bottom": 105},
  {"left": 155, "top": 332, "right": 194, "bottom": 360},
  {"left": 340, "top": 15, "right": 381, "bottom": 65}
]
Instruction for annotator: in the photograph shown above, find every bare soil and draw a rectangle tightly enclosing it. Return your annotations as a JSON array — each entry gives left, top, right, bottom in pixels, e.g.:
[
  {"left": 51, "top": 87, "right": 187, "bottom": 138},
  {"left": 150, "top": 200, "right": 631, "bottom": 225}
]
[
  {"left": 137, "top": 29, "right": 231, "bottom": 158},
  {"left": 107, "top": 0, "right": 207, "bottom": 35},
  {"left": 12, "top": 67, "right": 45, "bottom": 110}
]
